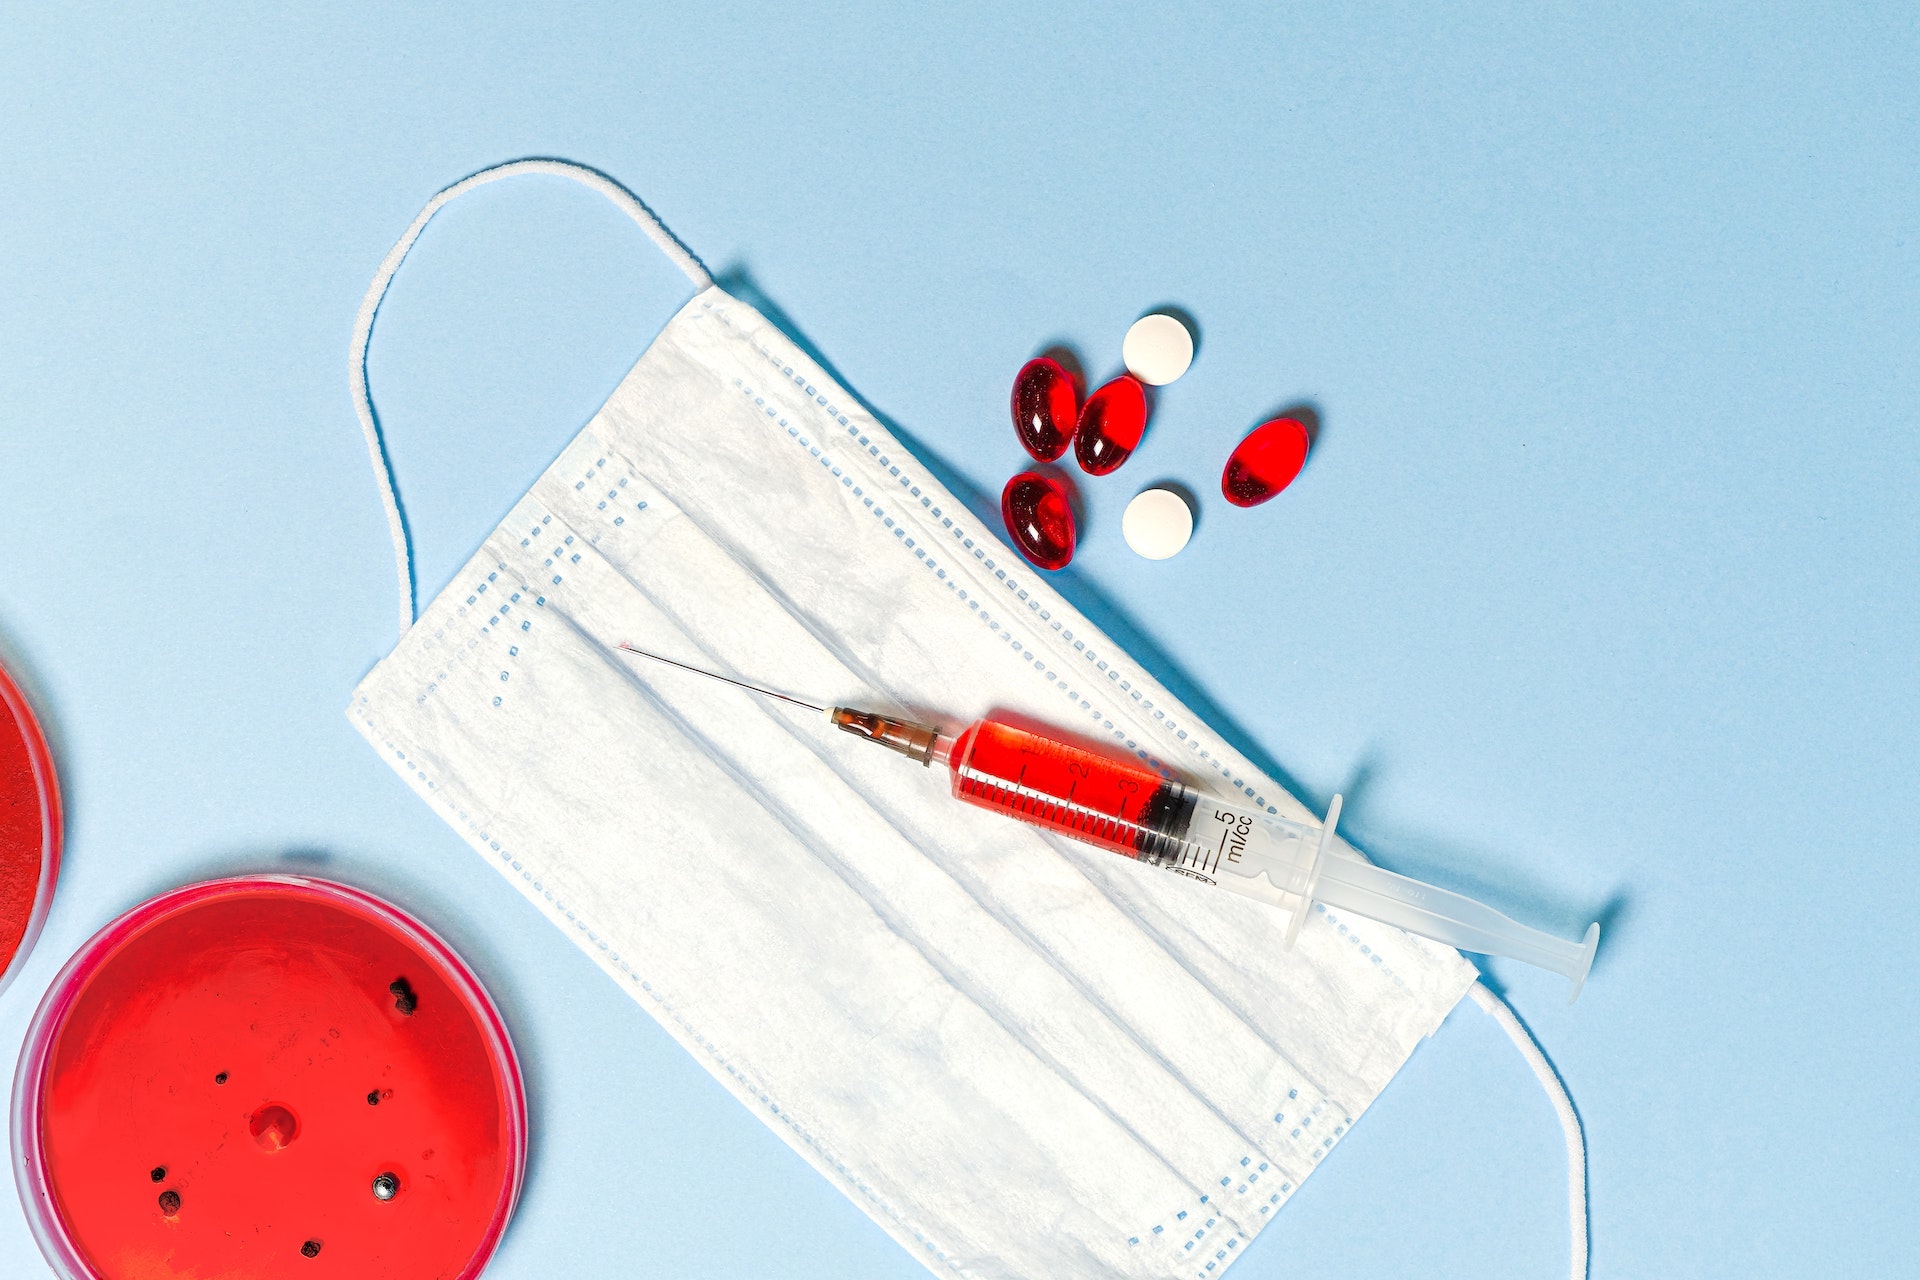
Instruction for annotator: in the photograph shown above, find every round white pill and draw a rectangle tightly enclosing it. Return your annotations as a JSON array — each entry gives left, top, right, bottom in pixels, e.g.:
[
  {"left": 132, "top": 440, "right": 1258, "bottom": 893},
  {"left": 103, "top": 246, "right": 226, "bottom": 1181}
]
[
  {"left": 1122, "top": 313, "right": 1195, "bottom": 386},
  {"left": 1122, "top": 487, "right": 1194, "bottom": 560}
]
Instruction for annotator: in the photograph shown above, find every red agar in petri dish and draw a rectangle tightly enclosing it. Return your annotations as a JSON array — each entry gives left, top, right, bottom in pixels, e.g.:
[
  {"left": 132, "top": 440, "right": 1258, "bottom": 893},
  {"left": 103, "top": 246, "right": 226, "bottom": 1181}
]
[
  {"left": 0, "top": 657, "right": 60, "bottom": 999},
  {"left": 1074, "top": 375, "right": 1149, "bottom": 476},
  {"left": 12, "top": 875, "right": 526, "bottom": 1280},
  {"left": 1222, "top": 417, "right": 1311, "bottom": 507},
  {"left": 1010, "top": 356, "right": 1079, "bottom": 462},
  {"left": 1001, "top": 471, "right": 1077, "bottom": 571}
]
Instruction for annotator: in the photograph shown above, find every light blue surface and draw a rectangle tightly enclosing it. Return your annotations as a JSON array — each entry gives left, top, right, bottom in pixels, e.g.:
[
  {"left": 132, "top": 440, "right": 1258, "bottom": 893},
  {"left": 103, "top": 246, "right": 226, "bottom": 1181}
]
[{"left": 2, "top": 4, "right": 1915, "bottom": 1276}]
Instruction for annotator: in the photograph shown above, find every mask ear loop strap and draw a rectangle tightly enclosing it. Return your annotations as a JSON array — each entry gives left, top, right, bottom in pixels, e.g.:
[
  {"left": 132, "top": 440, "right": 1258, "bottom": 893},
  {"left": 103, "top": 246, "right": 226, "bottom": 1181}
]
[
  {"left": 1468, "top": 981, "right": 1589, "bottom": 1280},
  {"left": 349, "top": 158, "right": 713, "bottom": 640}
]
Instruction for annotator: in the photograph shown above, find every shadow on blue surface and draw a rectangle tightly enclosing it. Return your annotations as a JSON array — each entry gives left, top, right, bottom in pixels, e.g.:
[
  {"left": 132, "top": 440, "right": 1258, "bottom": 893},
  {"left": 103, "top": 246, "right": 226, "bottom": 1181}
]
[
  {"left": 712, "top": 264, "right": 1615, "bottom": 976},
  {"left": 713, "top": 265, "right": 1327, "bottom": 797}
]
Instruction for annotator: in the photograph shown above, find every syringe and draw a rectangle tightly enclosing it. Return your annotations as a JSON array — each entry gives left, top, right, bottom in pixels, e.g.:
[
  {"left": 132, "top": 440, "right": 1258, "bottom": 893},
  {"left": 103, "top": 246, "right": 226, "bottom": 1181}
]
[{"left": 617, "top": 644, "right": 1601, "bottom": 1001}]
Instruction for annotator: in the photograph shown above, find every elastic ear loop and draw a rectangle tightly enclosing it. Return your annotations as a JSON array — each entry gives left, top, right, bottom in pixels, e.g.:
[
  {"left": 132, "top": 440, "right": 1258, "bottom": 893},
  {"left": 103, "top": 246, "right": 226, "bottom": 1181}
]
[
  {"left": 349, "top": 158, "right": 712, "bottom": 640},
  {"left": 1469, "top": 981, "right": 1590, "bottom": 1280}
]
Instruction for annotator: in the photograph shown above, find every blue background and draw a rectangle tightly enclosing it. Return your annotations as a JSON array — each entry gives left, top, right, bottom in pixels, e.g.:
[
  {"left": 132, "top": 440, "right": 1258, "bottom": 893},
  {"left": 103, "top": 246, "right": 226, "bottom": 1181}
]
[{"left": 2, "top": 3, "right": 1915, "bottom": 1276}]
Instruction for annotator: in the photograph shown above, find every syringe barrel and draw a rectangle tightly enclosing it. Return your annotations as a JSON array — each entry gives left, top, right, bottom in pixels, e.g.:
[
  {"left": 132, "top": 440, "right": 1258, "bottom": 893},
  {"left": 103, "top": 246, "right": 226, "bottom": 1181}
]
[
  {"left": 944, "top": 720, "right": 1203, "bottom": 866},
  {"left": 942, "top": 720, "right": 1304, "bottom": 895},
  {"left": 940, "top": 721, "right": 1356, "bottom": 910}
]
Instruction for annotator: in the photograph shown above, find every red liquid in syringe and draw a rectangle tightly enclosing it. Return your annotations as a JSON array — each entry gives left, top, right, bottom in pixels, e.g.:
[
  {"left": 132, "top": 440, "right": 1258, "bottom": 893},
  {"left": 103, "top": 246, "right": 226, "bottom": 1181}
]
[{"left": 943, "top": 719, "right": 1202, "bottom": 865}]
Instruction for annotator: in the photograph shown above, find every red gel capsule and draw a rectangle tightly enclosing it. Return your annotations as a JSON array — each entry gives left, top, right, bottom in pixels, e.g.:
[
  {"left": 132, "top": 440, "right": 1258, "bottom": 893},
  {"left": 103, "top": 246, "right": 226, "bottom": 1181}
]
[
  {"left": 1074, "top": 375, "right": 1148, "bottom": 476},
  {"left": 1010, "top": 357, "right": 1078, "bottom": 462},
  {"left": 1222, "top": 417, "right": 1311, "bottom": 506},
  {"left": 1001, "top": 471, "right": 1076, "bottom": 570}
]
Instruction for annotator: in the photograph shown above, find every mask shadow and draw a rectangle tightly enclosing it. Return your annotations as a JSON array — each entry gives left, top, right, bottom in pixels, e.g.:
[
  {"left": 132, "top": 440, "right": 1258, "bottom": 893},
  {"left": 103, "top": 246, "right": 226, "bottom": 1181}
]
[
  {"left": 712, "top": 267, "right": 1613, "bottom": 958},
  {"left": 711, "top": 263, "right": 1376, "bottom": 811}
]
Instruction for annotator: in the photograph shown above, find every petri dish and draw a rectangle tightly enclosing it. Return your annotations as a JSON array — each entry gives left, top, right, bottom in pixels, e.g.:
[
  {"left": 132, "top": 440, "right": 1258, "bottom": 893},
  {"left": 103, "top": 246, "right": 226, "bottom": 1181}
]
[
  {"left": 12, "top": 875, "right": 527, "bottom": 1279},
  {"left": 0, "top": 657, "right": 60, "bottom": 1000}
]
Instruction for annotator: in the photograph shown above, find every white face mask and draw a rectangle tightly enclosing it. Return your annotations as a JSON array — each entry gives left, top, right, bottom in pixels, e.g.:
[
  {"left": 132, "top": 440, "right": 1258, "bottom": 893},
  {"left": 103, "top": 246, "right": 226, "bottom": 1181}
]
[{"left": 347, "top": 161, "right": 1587, "bottom": 1280}]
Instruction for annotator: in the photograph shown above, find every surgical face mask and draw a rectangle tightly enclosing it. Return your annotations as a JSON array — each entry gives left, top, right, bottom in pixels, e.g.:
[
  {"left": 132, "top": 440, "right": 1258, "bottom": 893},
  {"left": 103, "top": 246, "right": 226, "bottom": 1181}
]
[{"left": 346, "top": 160, "right": 1588, "bottom": 1280}]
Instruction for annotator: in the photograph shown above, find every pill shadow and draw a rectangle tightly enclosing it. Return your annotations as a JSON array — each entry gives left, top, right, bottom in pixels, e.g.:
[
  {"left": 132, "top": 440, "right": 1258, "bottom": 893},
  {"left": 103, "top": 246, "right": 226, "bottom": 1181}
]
[
  {"left": 1034, "top": 343, "right": 1087, "bottom": 399},
  {"left": 1263, "top": 401, "right": 1322, "bottom": 452},
  {"left": 715, "top": 265, "right": 1313, "bottom": 799},
  {"left": 1033, "top": 336, "right": 1142, "bottom": 418}
]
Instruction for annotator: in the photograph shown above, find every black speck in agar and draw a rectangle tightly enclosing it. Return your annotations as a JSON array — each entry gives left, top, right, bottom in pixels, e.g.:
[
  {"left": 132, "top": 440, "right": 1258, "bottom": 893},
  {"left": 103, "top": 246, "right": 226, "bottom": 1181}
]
[
  {"left": 301, "top": 1239, "right": 322, "bottom": 1258},
  {"left": 158, "top": 1189, "right": 182, "bottom": 1216},
  {"left": 367, "top": 1090, "right": 381, "bottom": 1105},
  {"left": 149, "top": 1166, "right": 167, "bottom": 1183},
  {"left": 388, "top": 978, "right": 417, "bottom": 1017},
  {"left": 214, "top": 1072, "right": 228, "bottom": 1085}
]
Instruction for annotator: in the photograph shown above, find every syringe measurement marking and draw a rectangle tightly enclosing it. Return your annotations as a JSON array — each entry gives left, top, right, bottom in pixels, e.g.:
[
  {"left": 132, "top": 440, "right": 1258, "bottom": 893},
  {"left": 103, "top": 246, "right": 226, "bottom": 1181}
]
[
  {"left": 954, "top": 766, "right": 1211, "bottom": 869},
  {"left": 1188, "top": 840, "right": 1220, "bottom": 875}
]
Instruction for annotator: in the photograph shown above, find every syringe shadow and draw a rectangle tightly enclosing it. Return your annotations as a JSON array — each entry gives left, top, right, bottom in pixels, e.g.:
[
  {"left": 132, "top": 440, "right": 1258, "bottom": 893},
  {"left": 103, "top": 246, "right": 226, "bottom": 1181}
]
[{"left": 718, "top": 265, "right": 1619, "bottom": 966}]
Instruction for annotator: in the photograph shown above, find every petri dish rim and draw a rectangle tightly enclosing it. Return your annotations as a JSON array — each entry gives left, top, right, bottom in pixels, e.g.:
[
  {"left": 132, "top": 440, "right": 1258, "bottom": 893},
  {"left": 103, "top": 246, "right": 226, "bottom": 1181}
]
[
  {"left": 9, "top": 874, "right": 528, "bottom": 1280},
  {"left": 0, "top": 657, "right": 61, "bottom": 1001}
]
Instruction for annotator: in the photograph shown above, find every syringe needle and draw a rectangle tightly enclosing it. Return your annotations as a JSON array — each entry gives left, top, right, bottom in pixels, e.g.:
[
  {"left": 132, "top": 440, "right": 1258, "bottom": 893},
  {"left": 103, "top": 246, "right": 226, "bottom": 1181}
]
[{"left": 614, "top": 643, "right": 829, "bottom": 713}]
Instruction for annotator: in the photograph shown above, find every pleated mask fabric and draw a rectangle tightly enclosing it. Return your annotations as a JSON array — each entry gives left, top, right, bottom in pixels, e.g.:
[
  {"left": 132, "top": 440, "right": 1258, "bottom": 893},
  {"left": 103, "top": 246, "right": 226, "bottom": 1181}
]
[{"left": 348, "top": 162, "right": 1478, "bottom": 1280}]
